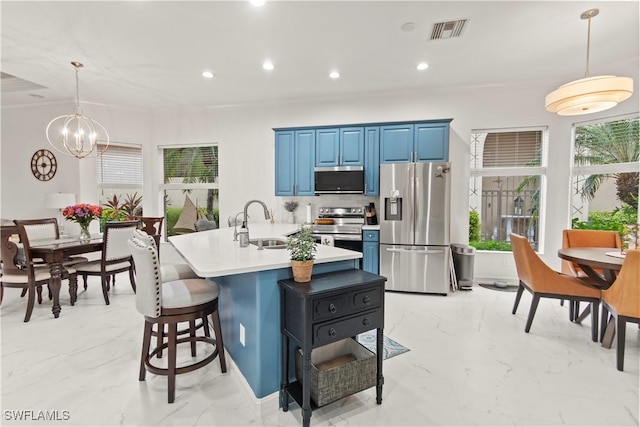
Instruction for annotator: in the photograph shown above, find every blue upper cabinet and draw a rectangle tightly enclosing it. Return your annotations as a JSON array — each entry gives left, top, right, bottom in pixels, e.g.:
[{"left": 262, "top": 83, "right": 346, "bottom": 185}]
[
  {"left": 339, "top": 127, "right": 364, "bottom": 166},
  {"left": 275, "top": 131, "right": 295, "bottom": 196},
  {"left": 415, "top": 123, "right": 449, "bottom": 162},
  {"left": 275, "top": 129, "right": 315, "bottom": 196},
  {"left": 380, "top": 121, "right": 450, "bottom": 163},
  {"left": 294, "top": 129, "right": 316, "bottom": 196},
  {"left": 315, "top": 128, "right": 339, "bottom": 166},
  {"left": 315, "top": 127, "right": 363, "bottom": 166},
  {"left": 364, "top": 126, "right": 380, "bottom": 196},
  {"left": 276, "top": 120, "right": 450, "bottom": 196},
  {"left": 380, "top": 124, "right": 414, "bottom": 163}
]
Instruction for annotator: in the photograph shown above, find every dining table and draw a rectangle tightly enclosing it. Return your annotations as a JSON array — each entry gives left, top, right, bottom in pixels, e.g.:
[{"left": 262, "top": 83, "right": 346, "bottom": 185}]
[
  {"left": 29, "top": 235, "right": 103, "bottom": 318},
  {"left": 557, "top": 247, "right": 626, "bottom": 348}
]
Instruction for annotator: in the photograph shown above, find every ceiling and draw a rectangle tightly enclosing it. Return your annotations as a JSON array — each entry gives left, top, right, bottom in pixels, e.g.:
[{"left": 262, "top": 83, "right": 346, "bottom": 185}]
[{"left": 1, "top": 1, "right": 639, "bottom": 110}]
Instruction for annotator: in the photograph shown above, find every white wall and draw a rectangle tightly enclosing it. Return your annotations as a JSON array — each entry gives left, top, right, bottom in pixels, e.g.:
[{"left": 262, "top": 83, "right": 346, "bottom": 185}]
[{"left": 3, "top": 70, "right": 639, "bottom": 282}]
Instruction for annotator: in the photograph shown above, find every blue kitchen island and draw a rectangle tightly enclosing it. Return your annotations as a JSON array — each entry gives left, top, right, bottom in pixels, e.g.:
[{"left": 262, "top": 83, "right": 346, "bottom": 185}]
[{"left": 169, "top": 224, "right": 362, "bottom": 398}]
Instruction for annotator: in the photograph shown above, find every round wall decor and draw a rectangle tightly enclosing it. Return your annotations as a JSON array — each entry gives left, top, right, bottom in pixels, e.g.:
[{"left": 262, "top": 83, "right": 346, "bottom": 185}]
[{"left": 30, "top": 149, "right": 58, "bottom": 181}]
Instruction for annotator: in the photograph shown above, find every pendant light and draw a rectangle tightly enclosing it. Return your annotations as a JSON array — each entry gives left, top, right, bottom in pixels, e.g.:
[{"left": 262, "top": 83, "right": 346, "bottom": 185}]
[
  {"left": 46, "top": 61, "right": 109, "bottom": 159},
  {"left": 545, "top": 9, "right": 634, "bottom": 116}
]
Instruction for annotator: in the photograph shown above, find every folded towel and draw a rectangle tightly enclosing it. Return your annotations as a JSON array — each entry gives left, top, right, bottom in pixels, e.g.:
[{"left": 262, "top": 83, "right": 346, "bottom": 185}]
[{"left": 320, "top": 235, "right": 334, "bottom": 246}]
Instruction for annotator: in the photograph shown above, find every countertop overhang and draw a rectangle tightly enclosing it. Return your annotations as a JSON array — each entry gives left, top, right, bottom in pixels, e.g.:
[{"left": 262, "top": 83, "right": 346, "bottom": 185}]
[{"left": 168, "top": 223, "right": 362, "bottom": 278}]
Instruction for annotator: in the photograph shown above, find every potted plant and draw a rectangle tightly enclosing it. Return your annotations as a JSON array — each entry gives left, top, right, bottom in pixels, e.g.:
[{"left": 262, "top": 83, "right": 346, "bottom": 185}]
[{"left": 286, "top": 225, "right": 317, "bottom": 282}]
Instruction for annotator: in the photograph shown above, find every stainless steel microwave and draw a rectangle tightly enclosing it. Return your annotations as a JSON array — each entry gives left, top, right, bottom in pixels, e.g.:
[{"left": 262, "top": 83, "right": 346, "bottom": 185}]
[{"left": 314, "top": 166, "right": 364, "bottom": 194}]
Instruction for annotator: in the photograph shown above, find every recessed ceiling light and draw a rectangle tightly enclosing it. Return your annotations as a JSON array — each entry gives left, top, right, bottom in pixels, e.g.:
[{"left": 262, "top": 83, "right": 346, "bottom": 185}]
[
  {"left": 250, "top": 0, "right": 265, "bottom": 6},
  {"left": 202, "top": 71, "right": 214, "bottom": 79},
  {"left": 401, "top": 22, "right": 415, "bottom": 32},
  {"left": 262, "top": 60, "right": 274, "bottom": 70},
  {"left": 416, "top": 62, "right": 429, "bottom": 71},
  {"left": 329, "top": 71, "right": 340, "bottom": 79}
]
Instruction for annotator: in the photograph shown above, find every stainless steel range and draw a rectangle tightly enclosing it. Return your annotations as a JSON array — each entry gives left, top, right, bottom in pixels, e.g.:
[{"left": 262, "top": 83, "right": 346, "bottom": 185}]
[{"left": 310, "top": 206, "right": 365, "bottom": 255}]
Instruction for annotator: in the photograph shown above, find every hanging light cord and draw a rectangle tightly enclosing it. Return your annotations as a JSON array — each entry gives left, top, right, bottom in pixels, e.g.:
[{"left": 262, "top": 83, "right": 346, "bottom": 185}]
[
  {"left": 73, "top": 64, "right": 83, "bottom": 115},
  {"left": 584, "top": 15, "right": 592, "bottom": 78}
]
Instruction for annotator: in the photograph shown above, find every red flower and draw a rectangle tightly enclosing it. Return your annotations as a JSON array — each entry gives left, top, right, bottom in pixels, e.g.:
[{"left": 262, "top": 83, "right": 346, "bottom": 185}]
[{"left": 62, "top": 203, "right": 102, "bottom": 227}]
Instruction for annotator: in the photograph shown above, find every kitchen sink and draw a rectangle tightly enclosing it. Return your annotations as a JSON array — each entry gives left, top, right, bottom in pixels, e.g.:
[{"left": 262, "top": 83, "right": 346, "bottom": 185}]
[{"left": 249, "top": 237, "right": 288, "bottom": 249}]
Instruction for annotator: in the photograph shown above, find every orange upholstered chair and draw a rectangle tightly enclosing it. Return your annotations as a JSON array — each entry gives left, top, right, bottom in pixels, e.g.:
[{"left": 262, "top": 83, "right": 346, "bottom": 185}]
[
  {"left": 600, "top": 249, "right": 640, "bottom": 371},
  {"left": 510, "top": 233, "right": 601, "bottom": 341},
  {"left": 561, "top": 229, "right": 622, "bottom": 320},
  {"left": 561, "top": 229, "right": 622, "bottom": 277}
]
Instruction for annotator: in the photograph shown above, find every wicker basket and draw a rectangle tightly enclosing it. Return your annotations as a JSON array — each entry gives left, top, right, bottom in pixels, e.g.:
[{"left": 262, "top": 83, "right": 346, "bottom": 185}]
[{"left": 295, "top": 338, "right": 376, "bottom": 407}]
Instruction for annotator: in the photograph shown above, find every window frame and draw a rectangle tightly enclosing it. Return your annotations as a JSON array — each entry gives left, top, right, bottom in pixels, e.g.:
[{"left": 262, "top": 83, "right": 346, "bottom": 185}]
[{"left": 469, "top": 126, "right": 549, "bottom": 251}]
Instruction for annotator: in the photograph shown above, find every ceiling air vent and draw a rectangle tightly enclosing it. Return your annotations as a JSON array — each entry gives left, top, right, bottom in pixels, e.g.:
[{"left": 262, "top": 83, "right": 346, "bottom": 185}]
[{"left": 430, "top": 19, "right": 467, "bottom": 40}]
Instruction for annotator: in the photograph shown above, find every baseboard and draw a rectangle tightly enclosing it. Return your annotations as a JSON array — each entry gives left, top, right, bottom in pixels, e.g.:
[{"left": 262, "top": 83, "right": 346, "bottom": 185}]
[{"left": 225, "top": 352, "right": 281, "bottom": 418}]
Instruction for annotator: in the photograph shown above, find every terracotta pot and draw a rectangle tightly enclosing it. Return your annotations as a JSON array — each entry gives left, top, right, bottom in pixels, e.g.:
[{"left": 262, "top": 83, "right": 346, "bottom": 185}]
[{"left": 291, "top": 260, "right": 314, "bottom": 283}]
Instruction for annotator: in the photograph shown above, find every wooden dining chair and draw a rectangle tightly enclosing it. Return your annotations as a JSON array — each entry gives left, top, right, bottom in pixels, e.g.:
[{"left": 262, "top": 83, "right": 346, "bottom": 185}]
[
  {"left": 561, "top": 229, "right": 622, "bottom": 320},
  {"left": 73, "top": 221, "right": 138, "bottom": 305},
  {"left": 0, "top": 225, "right": 77, "bottom": 322},
  {"left": 600, "top": 249, "right": 640, "bottom": 371},
  {"left": 510, "top": 233, "right": 601, "bottom": 341},
  {"left": 13, "top": 218, "right": 89, "bottom": 266},
  {"left": 128, "top": 235, "right": 226, "bottom": 403},
  {"left": 135, "top": 216, "right": 164, "bottom": 256}
]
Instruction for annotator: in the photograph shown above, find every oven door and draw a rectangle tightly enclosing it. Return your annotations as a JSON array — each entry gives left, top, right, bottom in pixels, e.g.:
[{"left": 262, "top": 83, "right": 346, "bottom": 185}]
[{"left": 313, "top": 234, "right": 363, "bottom": 268}]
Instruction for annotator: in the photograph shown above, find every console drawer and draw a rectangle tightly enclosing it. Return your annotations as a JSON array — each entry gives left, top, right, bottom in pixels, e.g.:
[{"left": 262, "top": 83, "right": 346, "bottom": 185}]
[
  {"left": 351, "top": 287, "right": 381, "bottom": 310},
  {"left": 314, "top": 309, "right": 382, "bottom": 346},
  {"left": 313, "top": 295, "right": 348, "bottom": 321}
]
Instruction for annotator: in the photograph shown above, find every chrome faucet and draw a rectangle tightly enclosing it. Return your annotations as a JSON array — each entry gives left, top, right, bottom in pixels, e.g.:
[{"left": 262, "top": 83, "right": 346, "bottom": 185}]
[
  {"left": 242, "top": 200, "right": 271, "bottom": 241},
  {"left": 232, "top": 211, "right": 244, "bottom": 241}
]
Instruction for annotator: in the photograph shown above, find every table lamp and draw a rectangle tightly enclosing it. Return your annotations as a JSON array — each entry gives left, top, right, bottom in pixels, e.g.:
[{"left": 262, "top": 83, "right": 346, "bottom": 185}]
[{"left": 45, "top": 192, "right": 76, "bottom": 236}]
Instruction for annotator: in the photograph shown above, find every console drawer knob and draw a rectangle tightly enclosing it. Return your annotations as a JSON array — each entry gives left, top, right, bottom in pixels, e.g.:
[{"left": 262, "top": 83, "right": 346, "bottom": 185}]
[
  {"left": 329, "top": 304, "right": 337, "bottom": 313},
  {"left": 328, "top": 328, "right": 337, "bottom": 337}
]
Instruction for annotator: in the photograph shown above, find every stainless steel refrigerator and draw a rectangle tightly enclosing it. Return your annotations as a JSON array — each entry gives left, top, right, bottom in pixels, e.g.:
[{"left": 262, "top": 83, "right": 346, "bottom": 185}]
[{"left": 379, "top": 162, "right": 451, "bottom": 294}]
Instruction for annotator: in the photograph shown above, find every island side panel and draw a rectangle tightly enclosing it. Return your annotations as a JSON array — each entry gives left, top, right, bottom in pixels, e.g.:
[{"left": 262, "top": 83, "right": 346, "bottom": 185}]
[{"left": 215, "top": 259, "right": 359, "bottom": 399}]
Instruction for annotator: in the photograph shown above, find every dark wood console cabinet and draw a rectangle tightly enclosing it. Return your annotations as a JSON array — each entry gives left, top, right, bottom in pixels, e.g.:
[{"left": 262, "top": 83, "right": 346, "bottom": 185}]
[{"left": 279, "top": 269, "right": 386, "bottom": 427}]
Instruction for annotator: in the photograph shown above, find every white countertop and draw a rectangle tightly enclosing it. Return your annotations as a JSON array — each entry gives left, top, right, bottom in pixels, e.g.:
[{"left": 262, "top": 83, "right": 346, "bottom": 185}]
[
  {"left": 168, "top": 223, "right": 362, "bottom": 278},
  {"left": 362, "top": 224, "right": 380, "bottom": 230}
]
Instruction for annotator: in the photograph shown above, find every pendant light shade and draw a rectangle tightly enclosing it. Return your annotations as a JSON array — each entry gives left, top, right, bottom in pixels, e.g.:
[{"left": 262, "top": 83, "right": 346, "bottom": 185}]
[
  {"left": 545, "top": 9, "right": 634, "bottom": 116},
  {"left": 46, "top": 62, "right": 109, "bottom": 159}
]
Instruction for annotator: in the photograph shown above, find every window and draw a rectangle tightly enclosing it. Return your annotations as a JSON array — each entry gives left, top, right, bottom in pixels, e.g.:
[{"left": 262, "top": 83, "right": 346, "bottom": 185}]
[
  {"left": 469, "top": 128, "right": 548, "bottom": 251},
  {"left": 96, "top": 142, "right": 143, "bottom": 216},
  {"left": 161, "top": 145, "right": 219, "bottom": 236},
  {"left": 571, "top": 116, "right": 639, "bottom": 232}
]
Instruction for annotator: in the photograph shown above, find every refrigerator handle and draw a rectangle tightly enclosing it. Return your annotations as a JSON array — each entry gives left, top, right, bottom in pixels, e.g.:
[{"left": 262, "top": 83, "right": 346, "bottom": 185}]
[{"left": 385, "top": 247, "right": 446, "bottom": 255}]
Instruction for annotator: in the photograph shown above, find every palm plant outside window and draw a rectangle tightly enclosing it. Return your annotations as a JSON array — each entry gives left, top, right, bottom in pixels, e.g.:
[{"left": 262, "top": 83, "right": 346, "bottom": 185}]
[{"left": 571, "top": 116, "right": 639, "bottom": 234}]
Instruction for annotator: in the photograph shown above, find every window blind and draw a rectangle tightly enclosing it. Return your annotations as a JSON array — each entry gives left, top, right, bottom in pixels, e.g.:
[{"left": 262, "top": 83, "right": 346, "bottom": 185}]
[
  {"left": 96, "top": 144, "right": 143, "bottom": 187},
  {"left": 481, "top": 131, "right": 542, "bottom": 168}
]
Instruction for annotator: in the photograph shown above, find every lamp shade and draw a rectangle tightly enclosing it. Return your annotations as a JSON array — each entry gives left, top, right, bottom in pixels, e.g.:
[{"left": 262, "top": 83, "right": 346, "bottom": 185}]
[
  {"left": 545, "top": 75, "right": 634, "bottom": 116},
  {"left": 44, "top": 193, "right": 76, "bottom": 209}
]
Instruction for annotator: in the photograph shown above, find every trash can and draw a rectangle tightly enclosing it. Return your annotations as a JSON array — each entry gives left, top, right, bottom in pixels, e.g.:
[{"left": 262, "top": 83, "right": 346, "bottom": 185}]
[{"left": 451, "top": 244, "right": 475, "bottom": 290}]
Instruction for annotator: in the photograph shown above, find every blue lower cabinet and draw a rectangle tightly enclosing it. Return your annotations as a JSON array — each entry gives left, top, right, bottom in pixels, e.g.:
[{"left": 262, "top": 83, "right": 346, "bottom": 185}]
[{"left": 362, "top": 230, "right": 379, "bottom": 274}]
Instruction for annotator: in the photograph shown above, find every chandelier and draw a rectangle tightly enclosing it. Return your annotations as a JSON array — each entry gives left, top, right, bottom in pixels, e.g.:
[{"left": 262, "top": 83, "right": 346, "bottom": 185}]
[
  {"left": 545, "top": 9, "right": 634, "bottom": 116},
  {"left": 46, "top": 62, "right": 109, "bottom": 159}
]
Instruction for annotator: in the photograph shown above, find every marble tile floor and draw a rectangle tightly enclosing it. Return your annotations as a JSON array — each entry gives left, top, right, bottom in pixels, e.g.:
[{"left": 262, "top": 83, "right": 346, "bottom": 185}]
[{"left": 1, "top": 244, "right": 638, "bottom": 426}]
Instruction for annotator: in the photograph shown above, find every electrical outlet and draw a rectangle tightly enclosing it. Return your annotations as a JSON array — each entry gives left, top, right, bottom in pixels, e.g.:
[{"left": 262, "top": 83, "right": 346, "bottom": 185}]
[{"left": 239, "top": 323, "right": 245, "bottom": 347}]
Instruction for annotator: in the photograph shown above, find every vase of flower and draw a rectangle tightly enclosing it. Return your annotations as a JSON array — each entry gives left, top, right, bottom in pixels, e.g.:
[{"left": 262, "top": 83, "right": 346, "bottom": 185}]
[
  {"left": 79, "top": 223, "right": 91, "bottom": 241},
  {"left": 284, "top": 200, "right": 298, "bottom": 225},
  {"left": 62, "top": 203, "right": 102, "bottom": 241}
]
